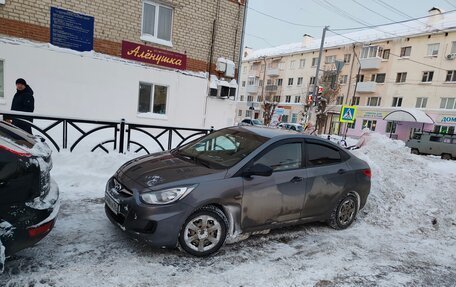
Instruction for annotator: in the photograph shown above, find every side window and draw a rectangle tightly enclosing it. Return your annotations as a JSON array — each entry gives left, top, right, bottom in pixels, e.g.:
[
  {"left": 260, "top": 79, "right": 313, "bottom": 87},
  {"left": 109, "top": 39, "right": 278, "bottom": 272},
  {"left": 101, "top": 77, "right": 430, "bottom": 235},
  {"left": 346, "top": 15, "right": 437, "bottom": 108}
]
[
  {"left": 429, "top": 136, "right": 442, "bottom": 142},
  {"left": 255, "top": 143, "right": 302, "bottom": 172},
  {"left": 306, "top": 142, "right": 342, "bottom": 166}
]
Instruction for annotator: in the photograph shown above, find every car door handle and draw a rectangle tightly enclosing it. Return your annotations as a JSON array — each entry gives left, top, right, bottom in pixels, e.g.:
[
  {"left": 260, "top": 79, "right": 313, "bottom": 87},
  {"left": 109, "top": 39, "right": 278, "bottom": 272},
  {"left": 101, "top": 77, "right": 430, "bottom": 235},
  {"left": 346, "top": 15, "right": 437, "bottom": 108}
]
[
  {"left": 337, "top": 169, "right": 347, "bottom": 174},
  {"left": 290, "top": 176, "right": 303, "bottom": 183}
]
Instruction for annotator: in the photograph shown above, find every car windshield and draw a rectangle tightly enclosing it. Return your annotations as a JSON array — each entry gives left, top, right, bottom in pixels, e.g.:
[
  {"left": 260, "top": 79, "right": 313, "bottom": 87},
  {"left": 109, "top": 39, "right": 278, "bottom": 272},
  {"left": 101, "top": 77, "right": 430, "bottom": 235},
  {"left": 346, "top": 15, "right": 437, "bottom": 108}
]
[
  {"left": 252, "top": 119, "right": 263, "bottom": 125},
  {"left": 174, "top": 128, "right": 268, "bottom": 169}
]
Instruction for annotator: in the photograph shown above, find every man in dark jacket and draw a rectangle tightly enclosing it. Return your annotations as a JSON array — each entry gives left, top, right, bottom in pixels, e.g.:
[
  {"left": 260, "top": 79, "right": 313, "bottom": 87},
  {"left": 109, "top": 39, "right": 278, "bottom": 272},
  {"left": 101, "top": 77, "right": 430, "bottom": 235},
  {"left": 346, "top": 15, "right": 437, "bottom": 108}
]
[{"left": 10, "top": 78, "right": 35, "bottom": 134}]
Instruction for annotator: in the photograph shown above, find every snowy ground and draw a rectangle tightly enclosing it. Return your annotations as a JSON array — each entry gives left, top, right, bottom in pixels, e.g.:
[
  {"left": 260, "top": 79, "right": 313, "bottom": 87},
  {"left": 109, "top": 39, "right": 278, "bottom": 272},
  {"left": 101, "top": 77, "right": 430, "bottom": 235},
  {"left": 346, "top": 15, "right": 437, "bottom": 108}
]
[{"left": 1, "top": 134, "right": 456, "bottom": 287}]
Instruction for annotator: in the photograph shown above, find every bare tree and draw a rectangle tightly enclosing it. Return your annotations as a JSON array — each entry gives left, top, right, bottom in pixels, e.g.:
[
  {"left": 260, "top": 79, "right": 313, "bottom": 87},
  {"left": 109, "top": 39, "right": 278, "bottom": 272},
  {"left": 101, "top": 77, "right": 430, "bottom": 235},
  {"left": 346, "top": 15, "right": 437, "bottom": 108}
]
[{"left": 261, "top": 97, "right": 278, "bottom": 126}]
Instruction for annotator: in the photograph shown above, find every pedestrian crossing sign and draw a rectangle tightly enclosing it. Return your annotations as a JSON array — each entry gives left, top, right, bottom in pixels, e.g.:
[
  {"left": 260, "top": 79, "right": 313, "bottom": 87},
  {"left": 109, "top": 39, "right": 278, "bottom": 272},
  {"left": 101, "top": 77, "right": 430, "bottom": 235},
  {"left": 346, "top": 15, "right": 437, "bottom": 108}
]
[{"left": 339, "top": 105, "right": 357, "bottom": 123}]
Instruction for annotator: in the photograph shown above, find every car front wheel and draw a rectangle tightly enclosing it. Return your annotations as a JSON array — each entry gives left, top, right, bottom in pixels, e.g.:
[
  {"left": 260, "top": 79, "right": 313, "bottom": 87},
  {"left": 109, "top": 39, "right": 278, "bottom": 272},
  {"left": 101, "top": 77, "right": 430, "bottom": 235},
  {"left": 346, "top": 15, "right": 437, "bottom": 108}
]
[
  {"left": 179, "top": 206, "right": 228, "bottom": 257},
  {"left": 329, "top": 194, "right": 358, "bottom": 230}
]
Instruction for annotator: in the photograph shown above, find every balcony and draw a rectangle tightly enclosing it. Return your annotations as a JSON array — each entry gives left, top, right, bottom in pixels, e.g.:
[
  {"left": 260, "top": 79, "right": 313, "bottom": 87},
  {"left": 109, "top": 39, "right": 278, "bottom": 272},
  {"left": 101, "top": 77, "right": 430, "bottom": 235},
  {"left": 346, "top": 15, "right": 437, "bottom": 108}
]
[
  {"left": 265, "top": 85, "right": 278, "bottom": 92},
  {"left": 246, "top": 85, "right": 258, "bottom": 94},
  {"left": 266, "top": 68, "right": 280, "bottom": 77},
  {"left": 359, "top": 57, "right": 382, "bottom": 70},
  {"left": 356, "top": 81, "right": 377, "bottom": 93}
]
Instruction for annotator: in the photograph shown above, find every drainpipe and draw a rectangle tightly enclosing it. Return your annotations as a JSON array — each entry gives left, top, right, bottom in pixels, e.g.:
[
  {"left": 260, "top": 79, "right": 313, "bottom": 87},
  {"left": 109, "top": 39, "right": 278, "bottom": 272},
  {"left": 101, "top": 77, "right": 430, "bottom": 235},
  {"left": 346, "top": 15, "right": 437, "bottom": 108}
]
[{"left": 236, "top": 0, "right": 248, "bottom": 99}]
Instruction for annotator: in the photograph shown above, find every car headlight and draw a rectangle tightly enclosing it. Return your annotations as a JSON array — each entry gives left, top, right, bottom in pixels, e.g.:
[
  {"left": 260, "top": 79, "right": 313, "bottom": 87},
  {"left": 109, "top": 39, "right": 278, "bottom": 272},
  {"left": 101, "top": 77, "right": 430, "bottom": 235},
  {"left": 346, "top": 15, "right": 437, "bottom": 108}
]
[{"left": 140, "top": 185, "right": 197, "bottom": 205}]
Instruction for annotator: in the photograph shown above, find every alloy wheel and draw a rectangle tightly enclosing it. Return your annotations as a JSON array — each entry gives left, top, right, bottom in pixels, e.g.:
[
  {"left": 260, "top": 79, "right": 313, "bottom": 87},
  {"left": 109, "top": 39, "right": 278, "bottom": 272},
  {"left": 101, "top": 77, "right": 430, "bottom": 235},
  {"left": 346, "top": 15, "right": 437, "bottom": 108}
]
[
  {"left": 183, "top": 215, "right": 222, "bottom": 252},
  {"left": 338, "top": 198, "right": 356, "bottom": 226}
]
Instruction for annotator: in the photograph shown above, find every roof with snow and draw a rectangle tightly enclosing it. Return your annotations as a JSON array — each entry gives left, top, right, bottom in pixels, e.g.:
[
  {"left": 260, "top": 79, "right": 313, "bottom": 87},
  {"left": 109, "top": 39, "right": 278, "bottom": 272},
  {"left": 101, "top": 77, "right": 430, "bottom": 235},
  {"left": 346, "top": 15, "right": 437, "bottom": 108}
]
[{"left": 244, "top": 10, "right": 456, "bottom": 61}]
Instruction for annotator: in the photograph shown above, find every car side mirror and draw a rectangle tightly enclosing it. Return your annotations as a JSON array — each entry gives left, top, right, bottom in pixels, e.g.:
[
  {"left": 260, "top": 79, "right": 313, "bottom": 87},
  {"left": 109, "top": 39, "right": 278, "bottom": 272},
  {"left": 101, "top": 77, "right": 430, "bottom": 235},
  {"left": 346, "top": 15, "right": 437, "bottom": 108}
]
[{"left": 243, "top": 163, "right": 273, "bottom": 177}]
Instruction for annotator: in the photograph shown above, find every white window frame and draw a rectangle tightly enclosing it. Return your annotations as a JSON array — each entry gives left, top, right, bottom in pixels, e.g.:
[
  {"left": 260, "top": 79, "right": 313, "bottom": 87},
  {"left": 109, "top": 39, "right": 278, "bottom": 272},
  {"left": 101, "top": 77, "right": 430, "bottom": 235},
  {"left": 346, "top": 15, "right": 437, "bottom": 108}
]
[
  {"left": 446, "top": 70, "right": 456, "bottom": 82},
  {"left": 0, "top": 59, "right": 4, "bottom": 99},
  {"left": 451, "top": 41, "right": 456, "bottom": 54},
  {"left": 336, "top": 96, "right": 344, "bottom": 105},
  {"left": 352, "top": 96, "right": 360, "bottom": 105},
  {"left": 238, "top": 109, "right": 243, "bottom": 117},
  {"left": 361, "top": 46, "right": 379, "bottom": 59},
  {"left": 137, "top": 82, "right": 169, "bottom": 118},
  {"left": 239, "top": 95, "right": 244, "bottom": 101},
  {"left": 422, "top": 71, "right": 434, "bottom": 83},
  {"left": 294, "top": 96, "right": 301, "bottom": 103},
  {"left": 297, "top": 77, "right": 303, "bottom": 86},
  {"left": 440, "top": 97, "right": 456, "bottom": 109},
  {"left": 362, "top": 119, "right": 377, "bottom": 131},
  {"left": 343, "top": 54, "right": 351, "bottom": 63},
  {"left": 415, "top": 97, "right": 427, "bottom": 108},
  {"left": 311, "top": 57, "right": 318, "bottom": 67},
  {"left": 273, "top": 95, "right": 281, "bottom": 103},
  {"left": 141, "top": 1, "right": 174, "bottom": 47},
  {"left": 290, "top": 60, "right": 296, "bottom": 69},
  {"left": 367, "top": 97, "right": 381, "bottom": 107},
  {"left": 285, "top": 95, "right": 291, "bottom": 103},
  {"left": 392, "top": 97, "right": 403, "bottom": 107},
  {"left": 325, "top": 55, "right": 336, "bottom": 64},
  {"left": 400, "top": 46, "right": 412, "bottom": 57},
  {"left": 299, "top": 59, "right": 305, "bottom": 69},
  {"left": 339, "top": 75, "right": 348, "bottom": 84},
  {"left": 245, "top": 110, "right": 252, "bottom": 117},
  {"left": 396, "top": 72, "right": 407, "bottom": 83},
  {"left": 247, "top": 95, "right": 254, "bottom": 102},
  {"left": 427, "top": 43, "right": 440, "bottom": 57},
  {"left": 288, "top": 78, "right": 294, "bottom": 86}
]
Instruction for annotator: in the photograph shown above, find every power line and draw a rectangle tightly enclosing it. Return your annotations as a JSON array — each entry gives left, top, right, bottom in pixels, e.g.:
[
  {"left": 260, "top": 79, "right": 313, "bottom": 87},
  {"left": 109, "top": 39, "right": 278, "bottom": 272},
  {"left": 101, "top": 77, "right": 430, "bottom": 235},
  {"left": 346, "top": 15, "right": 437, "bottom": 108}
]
[
  {"left": 352, "top": 0, "right": 397, "bottom": 22},
  {"left": 374, "top": 0, "right": 414, "bottom": 19},
  {"left": 246, "top": 33, "right": 275, "bottom": 47},
  {"left": 247, "top": 6, "right": 324, "bottom": 28},
  {"left": 313, "top": 0, "right": 372, "bottom": 27}
]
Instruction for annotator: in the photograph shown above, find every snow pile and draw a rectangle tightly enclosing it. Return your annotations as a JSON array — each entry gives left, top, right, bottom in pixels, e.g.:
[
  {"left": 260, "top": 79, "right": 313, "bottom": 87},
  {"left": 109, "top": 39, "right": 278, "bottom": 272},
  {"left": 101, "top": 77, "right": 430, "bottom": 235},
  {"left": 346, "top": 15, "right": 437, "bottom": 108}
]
[
  {"left": 0, "top": 241, "right": 4, "bottom": 274},
  {"left": 0, "top": 221, "right": 14, "bottom": 274}
]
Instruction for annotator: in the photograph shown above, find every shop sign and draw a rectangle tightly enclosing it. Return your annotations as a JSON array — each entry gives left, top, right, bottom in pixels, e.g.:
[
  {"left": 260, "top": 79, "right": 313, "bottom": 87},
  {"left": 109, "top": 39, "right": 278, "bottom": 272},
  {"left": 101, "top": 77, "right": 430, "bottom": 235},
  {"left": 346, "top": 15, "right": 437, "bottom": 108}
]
[{"left": 121, "top": 41, "right": 187, "bottom": 70}]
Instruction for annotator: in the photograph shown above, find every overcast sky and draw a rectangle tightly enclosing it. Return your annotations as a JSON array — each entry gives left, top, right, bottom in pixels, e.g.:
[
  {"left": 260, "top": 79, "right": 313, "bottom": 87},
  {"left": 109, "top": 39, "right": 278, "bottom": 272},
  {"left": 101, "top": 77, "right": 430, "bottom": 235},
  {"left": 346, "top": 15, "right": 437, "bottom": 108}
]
[{"left": 244, "top": 0, "right": 456, "bottom": 49}]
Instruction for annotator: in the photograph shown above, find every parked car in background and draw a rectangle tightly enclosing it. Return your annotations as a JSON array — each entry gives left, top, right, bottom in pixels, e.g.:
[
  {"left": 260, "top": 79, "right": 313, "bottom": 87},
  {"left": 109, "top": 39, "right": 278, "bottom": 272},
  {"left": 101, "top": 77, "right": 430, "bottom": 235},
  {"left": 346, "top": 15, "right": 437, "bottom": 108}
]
[
  {"left": 0, "top": 121, "right": 59, "bottom": 257},
  {"left": 406, "top": 132, "right": 456, "bottom": 160},
  {"left": 105, "top": 126, "right": 371, "bottom": 257},
  {"left": 239, "top": 118, "right": 264, "bottom": 127},
  {"left": 277, "top": 122, "right": 304, "bottom": 132}
]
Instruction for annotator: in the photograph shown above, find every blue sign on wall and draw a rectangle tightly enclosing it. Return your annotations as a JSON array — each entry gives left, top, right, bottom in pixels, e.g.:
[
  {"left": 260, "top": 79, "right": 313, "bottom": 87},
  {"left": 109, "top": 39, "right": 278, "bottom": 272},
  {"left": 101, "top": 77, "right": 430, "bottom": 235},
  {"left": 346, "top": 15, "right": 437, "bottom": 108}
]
[{"left": 50, "top": 7, "right": 94, "bottom": 52}]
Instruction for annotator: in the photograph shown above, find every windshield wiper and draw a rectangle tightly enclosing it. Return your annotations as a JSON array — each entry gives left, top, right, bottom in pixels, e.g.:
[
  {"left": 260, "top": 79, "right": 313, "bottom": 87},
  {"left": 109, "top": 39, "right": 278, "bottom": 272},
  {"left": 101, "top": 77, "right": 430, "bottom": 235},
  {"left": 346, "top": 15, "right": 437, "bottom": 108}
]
[{"left": 174, "top": 151, "right": 212, "bottom": 168}]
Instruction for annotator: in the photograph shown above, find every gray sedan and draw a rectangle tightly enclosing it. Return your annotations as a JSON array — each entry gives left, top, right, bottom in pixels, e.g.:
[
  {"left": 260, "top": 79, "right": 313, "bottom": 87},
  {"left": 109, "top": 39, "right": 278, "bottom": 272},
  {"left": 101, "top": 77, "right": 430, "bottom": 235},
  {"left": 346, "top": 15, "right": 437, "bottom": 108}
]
[{"left": 105, "top": 126, "right": 371, "bottom": 256}]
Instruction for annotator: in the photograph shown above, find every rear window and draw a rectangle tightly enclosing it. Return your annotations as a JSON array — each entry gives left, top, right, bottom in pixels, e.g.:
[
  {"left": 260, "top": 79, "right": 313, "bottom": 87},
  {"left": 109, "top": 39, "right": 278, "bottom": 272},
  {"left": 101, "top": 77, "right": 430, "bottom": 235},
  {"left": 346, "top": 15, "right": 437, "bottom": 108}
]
[
  {"left": 306, "top": 142, "right": 342, "bottom": 166},
  {"left": 0, "top": 122, "right": 35, "bottom": 148}
]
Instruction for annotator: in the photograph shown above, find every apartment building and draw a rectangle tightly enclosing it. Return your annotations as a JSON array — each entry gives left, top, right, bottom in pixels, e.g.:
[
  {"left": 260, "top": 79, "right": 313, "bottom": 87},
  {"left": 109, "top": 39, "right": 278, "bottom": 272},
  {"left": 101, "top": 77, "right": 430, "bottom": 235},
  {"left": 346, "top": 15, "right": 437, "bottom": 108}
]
[
  {"left": 0, "top": 0, "right": 246, "bottom": 128},
  {"left": 237, "top": 8, "right": 456, "bottom": 140}
]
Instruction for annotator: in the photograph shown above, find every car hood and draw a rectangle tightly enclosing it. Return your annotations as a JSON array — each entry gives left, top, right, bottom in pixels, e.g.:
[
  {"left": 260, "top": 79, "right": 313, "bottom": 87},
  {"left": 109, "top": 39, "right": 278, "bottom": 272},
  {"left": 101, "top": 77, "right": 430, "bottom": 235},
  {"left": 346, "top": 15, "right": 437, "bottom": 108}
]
[{"left": 116, "top": 151, "right": 225, "bottom": 192}]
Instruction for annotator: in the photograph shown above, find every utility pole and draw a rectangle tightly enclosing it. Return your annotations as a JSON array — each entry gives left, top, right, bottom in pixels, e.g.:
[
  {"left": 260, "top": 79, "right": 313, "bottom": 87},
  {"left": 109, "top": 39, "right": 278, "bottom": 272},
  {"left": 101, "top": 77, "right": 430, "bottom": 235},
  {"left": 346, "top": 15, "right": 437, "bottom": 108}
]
[{"left": 311, "top": 26, "right": 329, "bottom": 105}]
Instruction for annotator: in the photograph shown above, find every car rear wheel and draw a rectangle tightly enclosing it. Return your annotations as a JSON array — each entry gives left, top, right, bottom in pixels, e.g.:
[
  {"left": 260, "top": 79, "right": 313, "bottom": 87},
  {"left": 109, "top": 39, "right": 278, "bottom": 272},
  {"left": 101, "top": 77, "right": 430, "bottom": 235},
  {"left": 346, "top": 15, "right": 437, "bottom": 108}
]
[
  {"left": 441, "top": 153, "right": 452, "bottom": 160},
  {"left": 411, "top": 148, "right": 419, "bottom": 155},
  {"left": 329, "top": 194, "right": 358, "bottom": 230},
  {"left": 179, "top": 206, "right": 228, "bottom": 257}
]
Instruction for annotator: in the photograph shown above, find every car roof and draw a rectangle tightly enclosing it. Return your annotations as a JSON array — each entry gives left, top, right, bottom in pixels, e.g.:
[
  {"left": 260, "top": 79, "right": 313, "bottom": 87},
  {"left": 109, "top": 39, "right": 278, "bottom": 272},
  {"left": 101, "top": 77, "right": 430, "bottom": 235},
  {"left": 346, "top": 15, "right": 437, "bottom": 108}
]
[{"left": 227, "top": 126, "right": 312, "bottom": 139}]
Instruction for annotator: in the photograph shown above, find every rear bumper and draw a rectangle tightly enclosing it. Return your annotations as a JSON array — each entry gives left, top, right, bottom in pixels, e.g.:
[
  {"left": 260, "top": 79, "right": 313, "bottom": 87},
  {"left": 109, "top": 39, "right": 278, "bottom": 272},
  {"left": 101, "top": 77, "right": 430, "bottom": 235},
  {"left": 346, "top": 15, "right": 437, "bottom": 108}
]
[{"left": 1, "top": 179, "right": 60, "bottom": 256}]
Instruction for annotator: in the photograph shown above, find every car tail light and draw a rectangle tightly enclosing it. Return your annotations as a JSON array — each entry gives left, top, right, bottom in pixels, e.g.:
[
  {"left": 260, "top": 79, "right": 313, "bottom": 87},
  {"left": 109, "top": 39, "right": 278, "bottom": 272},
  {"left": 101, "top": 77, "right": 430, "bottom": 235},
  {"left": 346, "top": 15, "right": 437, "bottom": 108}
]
[
  {"left": 0, "top": 144, "right": 32, "bottom": 157},
  {"left": 28, "top": 220, "right": 55, "bottom": 237},
  {"left": 362, "top": 169, "right": 372, "bottom": 178}
]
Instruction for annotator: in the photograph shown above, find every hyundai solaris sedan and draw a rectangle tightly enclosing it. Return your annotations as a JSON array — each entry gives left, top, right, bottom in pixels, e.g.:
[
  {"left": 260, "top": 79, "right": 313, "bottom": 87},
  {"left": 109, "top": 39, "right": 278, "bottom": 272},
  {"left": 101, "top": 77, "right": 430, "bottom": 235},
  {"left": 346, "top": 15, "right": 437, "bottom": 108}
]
[{"left": 105, "top": 126, "right": 371, "bottom": 257}]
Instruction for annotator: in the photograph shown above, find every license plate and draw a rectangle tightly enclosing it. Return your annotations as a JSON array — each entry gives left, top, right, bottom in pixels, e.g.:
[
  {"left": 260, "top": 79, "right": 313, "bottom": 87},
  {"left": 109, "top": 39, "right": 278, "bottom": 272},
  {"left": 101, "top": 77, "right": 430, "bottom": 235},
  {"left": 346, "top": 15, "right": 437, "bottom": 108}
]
[{"left": 105, "top": 192, "right": 119, "bottom": 215}]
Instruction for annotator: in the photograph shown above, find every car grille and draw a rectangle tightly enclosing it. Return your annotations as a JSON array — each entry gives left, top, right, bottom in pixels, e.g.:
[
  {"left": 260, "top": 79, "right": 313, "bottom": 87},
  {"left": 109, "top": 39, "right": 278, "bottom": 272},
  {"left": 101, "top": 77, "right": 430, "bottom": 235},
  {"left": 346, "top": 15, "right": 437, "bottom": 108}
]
[{"left": 110, "top": 178, "right": 133, "bottom": 197}]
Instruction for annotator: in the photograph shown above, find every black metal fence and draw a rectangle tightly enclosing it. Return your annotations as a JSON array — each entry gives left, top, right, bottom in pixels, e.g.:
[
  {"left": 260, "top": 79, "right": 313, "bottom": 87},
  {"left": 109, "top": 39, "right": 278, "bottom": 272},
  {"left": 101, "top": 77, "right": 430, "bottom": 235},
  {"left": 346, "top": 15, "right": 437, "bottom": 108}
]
[{"left": 0, "top": 112, "right": 213, "bottom": 154}]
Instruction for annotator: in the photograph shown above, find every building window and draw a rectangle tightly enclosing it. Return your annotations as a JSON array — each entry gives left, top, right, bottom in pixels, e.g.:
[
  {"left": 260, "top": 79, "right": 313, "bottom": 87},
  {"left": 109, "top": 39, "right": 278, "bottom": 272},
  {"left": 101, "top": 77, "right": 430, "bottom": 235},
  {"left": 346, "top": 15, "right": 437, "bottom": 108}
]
[
  {"left": 239, "top": 95, "right": 244, "bottom": 101},
  {"left": 242, "top": 81, "right": 246, "bottom": 87},
  {"left": 336, "top": 96, "right": 344, "bottom": 105},
  {"left": 0, "top": 60, "right": 3, "bottom": 98},
  {"left": 278, "top": 62, "right": 284, "bottom": 70},
  {"left": 257, "top": 96, "right": 263, "bottom": 102},
  {"left": 382, "top": 49, "right": 390, "bottom": 60},
  {"left": 385, "top": 121, "right": 397, "bottom": 134},
  {"left": 299, "top": 59, "right": 305, "bottom": 68},
  {"left": 238, "top": 110, "right": 243, "bottom": 117},
  {"left": 248, "top": 76, "right": 257, "bottom": 86},
  {"left": 259, "top": 80, "right": 263, "bottom": 87},
  {"left": 356, "top": 74, "right": 365, "bottom": 82},
  {"left": 451, "top": 41, "right": 456, "bottom": 54},
  {"left": 371, "top": 73, "right": 386, "bottom": 83},
  {"left": 294, "top": 96, "right": 301, "bottom": 103},
  {"left": 400, "top": 46, "right": 412, "bottom": 57},
  {"left": 247, "top": 95, "right": 254, "bottom": 102},
  {"left": 440, "top": 98, "right": 456, "bottom": 109},
  {"left": 285, "top": 95, "right": 291, "bottom": 103},
  {"left": 325, "top": 55, "right": 336, "bottom": 64},
  {"left": 138, "top": 82, "right": 168, "bottom": 114},
  {"left": 288, "top": 78, "right": 294, "bottom": 86},
  {"left": 343, "top": 54, "right": 351, "bottom": 63},
  {"left": 290, "top": 60, "right": 296, "bottom": 69},
  {"left": 362, "top": 120, "right": 377, "bottom": 131},
  {"left": 297, "top": 77, "right": 303, "bottom": 86},
  {"left": 367, "top": 97, "right": 381, "bottom": 106},
  {"left": 312, "top": 57, "right": 318, "bottom": 67},
  {"left": 242, "top": 66, "right": 247, "bottom": 74},
  {"left": 339, "top": 75, "right": 348, "bottom": 84},
  {"left": 347, "top": 120, "right": 356, "bottom": 129},
  {"left": 427, "top": 43, "right": 440, "bottom": 57},
  {"left": 361, "top": 46, "right": 379, "bottom": 58},
  {"left": 416, "top": 97, "right": 427, "bottom": 108},
  {"left": 422, "top": 71, "right": 434, "bottom": 82},
  {"left": 273, "top": 95, "right": 281, "bottom": 102},
  {"left": 396, "top": 72, "right": 407, "bottom": 83},
  {"left": 446, "top": 70, "right": 456, "bottom": 82},
  {"left": 291, "top": 113, "right": 298, "bottom": 123},
  {"left": 277, "top": 78, "right": 283, "bottom": 86},
  {"left": 352, "top": 96, "right": 360, "bottom": 105},
  {"left": 245, "top": 110, "right": 252, "bottom": 117},
  {"left": 309, "top": 76, "right": 316, "bottom": 85},
  {"left": 392, "top": 97, "right": 402, "bottom": 107},
  {"left": 141, "top": 1, "right": 173, "bottom": 46}
]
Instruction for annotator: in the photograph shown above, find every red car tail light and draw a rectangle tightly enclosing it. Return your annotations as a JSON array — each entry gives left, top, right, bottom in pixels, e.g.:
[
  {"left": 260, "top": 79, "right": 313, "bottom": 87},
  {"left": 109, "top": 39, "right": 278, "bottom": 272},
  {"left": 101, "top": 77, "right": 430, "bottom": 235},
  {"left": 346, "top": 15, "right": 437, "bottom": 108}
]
[
  {"left": 0, "top": 144, "right": 32, "bottom": 157},
  {"left": 28, "top": 220, "right": 55, "bottom": 238},
  {"left": 362, "top": 169, "right": 372, "bottom": 178}
]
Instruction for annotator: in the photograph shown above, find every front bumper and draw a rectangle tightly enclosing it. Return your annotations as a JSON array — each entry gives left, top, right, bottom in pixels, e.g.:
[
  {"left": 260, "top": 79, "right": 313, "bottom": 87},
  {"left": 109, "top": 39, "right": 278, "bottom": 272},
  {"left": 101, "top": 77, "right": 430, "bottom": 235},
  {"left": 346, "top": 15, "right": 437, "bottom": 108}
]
[
  {"left": 1, "top": 179, "right": 60, "bottom": 256},
  {"left": 104, "top": 177, "right": 193, "bottom": 248}
]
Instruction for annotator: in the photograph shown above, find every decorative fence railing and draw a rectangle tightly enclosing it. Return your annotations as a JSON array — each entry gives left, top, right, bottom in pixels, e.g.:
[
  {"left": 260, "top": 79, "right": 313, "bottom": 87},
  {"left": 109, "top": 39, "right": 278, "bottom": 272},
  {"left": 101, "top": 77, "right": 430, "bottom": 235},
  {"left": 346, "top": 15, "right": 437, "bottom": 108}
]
[{"left": 0, "top": 112, "right": 213, "bottom": 154}]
